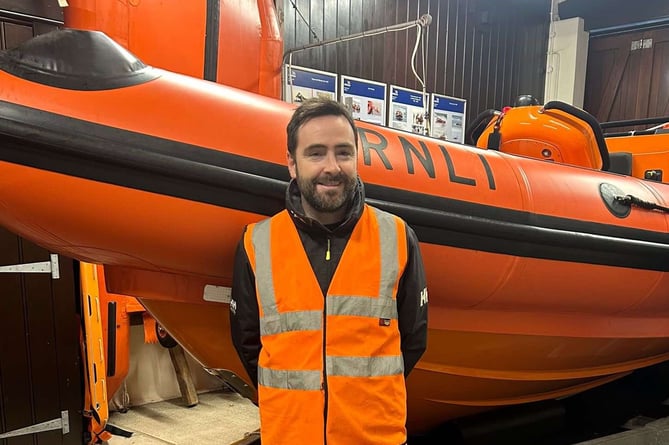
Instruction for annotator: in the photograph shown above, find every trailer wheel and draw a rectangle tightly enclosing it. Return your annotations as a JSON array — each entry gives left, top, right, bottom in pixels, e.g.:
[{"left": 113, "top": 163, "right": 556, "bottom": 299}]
[{"left": 155, "top": 323, "right": 178, "bottom": 348}]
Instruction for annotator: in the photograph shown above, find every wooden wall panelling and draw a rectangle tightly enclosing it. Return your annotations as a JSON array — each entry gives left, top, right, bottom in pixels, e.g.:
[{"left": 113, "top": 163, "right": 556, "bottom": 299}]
[
  {"left": 2, "top": 21, "right": 32, "bottom": 49},
  {"left": 648, "top": 29, "right": 669, "bottom": 118},
  {"left": 585, "top": 27, "right": 669, "bottom": 129},
  {"left": 283, "top": 0, "right": 550, "bottom": 126},
  {"left": 452, "top": 0, "right": 469, "bottom": 100},
  {"left": 0, "top": 0, "right": 63, "bottom": 22},
  {"left": 309, "top": 0, "right": 324, "bottom": 68},
  {"left": 443, "top": 0, "right": 459, "bottom": 96},
  {"left": 335, "top": 0, "right": 350, "bottom": 73},
  {"left": 382, "top": 0, "right": 398, "bottom": 85},
  {"left": 431, "top": 0, "right": 446, "bottom": 94},
  {"left": 394, "top": 0, "right": 410, "bottom": 87},
  {"left": 371, "top": 0, "right": 386, "bottom": 82},
  {"left": 358, "top": 0, "right": 372, "bottom": 79},
  {"left": 322, "top": 0, "right": 337, "bottom": 71}
]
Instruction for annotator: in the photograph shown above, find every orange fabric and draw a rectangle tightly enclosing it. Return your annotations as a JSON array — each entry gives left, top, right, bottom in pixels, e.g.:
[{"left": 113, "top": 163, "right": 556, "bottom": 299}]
[
  {"left": 258, "top": 386, "right": 326, "bottom": 445},
  {"left": 245, "top": 205, "right": 408, "bottom": 445},
  {"left": 142, "top": 312, "right": 159, "bottom": 344}
]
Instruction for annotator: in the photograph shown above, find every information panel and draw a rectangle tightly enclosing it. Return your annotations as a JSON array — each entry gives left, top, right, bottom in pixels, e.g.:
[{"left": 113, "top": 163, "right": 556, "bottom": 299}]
[
  {"left": 389, "top": 85, "right": 429, "bottom": 135},
  {"left": 430, "top": 93, "right": 467, "bottom": 143},
  {"left": 340, "top": 75, "right": 387, "bottom": 125},
  {"left": 284, "top": 65, "right": 338, "bottom": 104}
]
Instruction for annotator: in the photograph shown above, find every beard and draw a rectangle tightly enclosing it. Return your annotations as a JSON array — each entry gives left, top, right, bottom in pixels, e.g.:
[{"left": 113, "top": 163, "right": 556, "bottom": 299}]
[{"left": 296, "top": 171, "right": 357, "bottom": 214}]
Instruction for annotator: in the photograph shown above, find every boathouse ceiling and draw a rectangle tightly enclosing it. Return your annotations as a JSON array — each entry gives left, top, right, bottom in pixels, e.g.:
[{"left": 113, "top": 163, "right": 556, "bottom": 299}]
[{"left": 559, "top": 0, "right": 669, "bottom": 32}]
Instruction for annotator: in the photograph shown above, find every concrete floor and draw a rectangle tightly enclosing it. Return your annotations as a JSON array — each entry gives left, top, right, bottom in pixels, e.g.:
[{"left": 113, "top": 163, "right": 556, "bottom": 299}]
[
  {"left": 101, "top": 387, "right": 669, "bottom": 445},
  {"left": 104, "top": 390, "right": 259, "bottom": 445},
  {"left": 575, "top": 416, "right": 669, "bottom": 445}
]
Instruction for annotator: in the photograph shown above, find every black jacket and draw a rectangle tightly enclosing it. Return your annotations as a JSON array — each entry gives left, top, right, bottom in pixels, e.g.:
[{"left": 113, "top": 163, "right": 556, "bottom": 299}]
[{"left": 230, "top": 178, "right": 428, "bottom": 388}]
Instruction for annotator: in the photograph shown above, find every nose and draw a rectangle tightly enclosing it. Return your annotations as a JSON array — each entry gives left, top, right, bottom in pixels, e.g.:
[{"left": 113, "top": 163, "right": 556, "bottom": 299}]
[{"left": 323, "top": 151, "right": 341, "bottom": 173}]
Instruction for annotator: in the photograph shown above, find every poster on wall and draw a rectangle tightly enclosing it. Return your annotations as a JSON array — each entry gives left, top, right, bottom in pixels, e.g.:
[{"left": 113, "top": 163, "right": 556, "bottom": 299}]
[
  {"left": 340, "top": 75, "right": 387, "bottom": 125},
  {"left": 430, "top": 93, "right": 467, "bottom": 143},
  {"left": 389, "top": 85, "right": 429, "bottom": 135},
  {"left": 283, "top": 65, "right": 338, "bottom": 104}
]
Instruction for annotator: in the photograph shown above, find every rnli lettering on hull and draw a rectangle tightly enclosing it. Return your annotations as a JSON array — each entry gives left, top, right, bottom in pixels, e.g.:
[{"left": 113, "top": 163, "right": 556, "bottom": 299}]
[{"left": 358, "top": 128, "right": 496, "bottom": 190}]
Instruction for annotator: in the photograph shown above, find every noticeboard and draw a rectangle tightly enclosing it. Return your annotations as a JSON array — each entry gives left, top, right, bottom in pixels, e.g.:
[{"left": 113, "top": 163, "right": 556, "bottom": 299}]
[
  {"left": 430, "top": 93, "right": 467, "bottom": 143},
  {"left": 284, "top": 65, "right": 338, "bottom": 104},
  {"left": 340, "top": 75, "right": 387, "bottom": 125},
  {"left": 389, "top": 85, "right": 429, "bottom": 135}
]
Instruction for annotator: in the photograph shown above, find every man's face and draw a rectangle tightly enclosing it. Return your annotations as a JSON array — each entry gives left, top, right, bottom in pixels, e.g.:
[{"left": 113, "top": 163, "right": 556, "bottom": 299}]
[{"left": 287, "top": 114, "right": 357, "bottom": 223}]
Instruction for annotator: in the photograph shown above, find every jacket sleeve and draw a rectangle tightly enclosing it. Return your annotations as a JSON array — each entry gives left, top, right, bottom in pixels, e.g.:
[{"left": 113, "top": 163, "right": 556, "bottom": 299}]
[
  {"left": 230, "top": 228, "right": 261, "bottom": 388},
  {"left": 397, "top": 224, "right": 428, "bottom": 377}
]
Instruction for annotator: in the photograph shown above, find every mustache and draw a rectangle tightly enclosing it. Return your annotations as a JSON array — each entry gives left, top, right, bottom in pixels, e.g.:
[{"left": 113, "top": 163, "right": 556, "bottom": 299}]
[{"left": 314, "top": 173, "right": 347, "bottom": 185}]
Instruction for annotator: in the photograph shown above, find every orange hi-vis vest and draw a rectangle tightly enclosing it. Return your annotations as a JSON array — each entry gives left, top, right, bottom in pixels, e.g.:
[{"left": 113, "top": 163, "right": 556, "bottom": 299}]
[{"left": 243, "top": 204, "right": 409, "bottom": 445}]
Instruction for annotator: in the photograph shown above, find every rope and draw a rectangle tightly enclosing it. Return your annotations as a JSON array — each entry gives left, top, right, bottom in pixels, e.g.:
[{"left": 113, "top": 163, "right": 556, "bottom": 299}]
[{"left": 615, "top": 194, "right": 669, "bottom": 213}]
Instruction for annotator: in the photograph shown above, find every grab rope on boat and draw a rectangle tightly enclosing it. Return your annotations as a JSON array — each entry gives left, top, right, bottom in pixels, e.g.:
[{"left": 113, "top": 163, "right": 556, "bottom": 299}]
[{"left": 615, "top": 194, "right": 669, "bottom": 213}]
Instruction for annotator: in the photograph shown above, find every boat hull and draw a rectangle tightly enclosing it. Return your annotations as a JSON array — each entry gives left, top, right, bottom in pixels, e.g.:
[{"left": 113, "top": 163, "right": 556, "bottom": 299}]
[
  {"left": 128, "top": 295, "right": 669, "bottom": 432},
  {"left": 2, "top": 31, "right": 669, "bottom": 433}
]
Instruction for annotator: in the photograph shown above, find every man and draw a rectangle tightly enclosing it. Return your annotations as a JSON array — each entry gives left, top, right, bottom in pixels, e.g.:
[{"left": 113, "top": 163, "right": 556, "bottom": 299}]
[{"left": 230, "top": 97, "right": 428, "bottom": 445}]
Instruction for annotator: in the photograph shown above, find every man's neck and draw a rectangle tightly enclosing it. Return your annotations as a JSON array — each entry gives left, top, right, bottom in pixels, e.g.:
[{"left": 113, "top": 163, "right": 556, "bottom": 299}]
[{"left": 301, "top": 198, "right": 345, "bottom": 226}]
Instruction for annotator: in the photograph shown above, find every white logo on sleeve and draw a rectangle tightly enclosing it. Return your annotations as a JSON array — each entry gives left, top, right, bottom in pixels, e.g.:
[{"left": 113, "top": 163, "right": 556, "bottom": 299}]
[
  {"left": 420, "top": 287, "right": 428, "bottom": 306},
  {"left": 230, "top": 299, "right": 237, "bottom": 315}
]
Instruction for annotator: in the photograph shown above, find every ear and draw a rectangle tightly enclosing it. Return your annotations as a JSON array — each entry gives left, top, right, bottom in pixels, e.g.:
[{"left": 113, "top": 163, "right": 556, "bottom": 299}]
[{"left": 287, "top": 150, "right": 297, "bottom": 179}]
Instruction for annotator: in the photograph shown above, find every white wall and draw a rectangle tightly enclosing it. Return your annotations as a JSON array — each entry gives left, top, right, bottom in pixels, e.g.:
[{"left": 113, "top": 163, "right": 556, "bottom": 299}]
[
  {"left": 109, "top": 324, "right": 223, "bottom": 410},
  {"left": 544, "top": 17, "right": 589, "bottom": 107}
]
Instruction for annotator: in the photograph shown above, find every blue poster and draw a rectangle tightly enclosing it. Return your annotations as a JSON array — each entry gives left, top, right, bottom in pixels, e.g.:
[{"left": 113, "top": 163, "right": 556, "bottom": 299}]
[
  {"left": 284, "top": 65, "right": 338, "bottom": 104},
  {"left": 340, "top": 75, "right": 387, "bottom": 125},
  {"left": 430, "top": 93, "right": 467, "bottom": 143},
  {"left": 390, "top": 85, "right": 429, "bottom": 135}
]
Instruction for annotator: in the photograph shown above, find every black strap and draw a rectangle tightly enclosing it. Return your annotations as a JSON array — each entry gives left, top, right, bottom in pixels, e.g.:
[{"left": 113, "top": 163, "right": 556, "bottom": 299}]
[
  {"left": 487, "top": 113, "right": 504, "bottom": 150},
  {"left": 104, "top": 423, "right": 134, "bottom": 438}
]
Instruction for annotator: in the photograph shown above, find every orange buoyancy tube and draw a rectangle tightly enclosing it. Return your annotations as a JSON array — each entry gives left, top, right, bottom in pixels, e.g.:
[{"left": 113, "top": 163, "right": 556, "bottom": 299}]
[{"left": 243, "top": 205, "right": 408, "bottom": 445}]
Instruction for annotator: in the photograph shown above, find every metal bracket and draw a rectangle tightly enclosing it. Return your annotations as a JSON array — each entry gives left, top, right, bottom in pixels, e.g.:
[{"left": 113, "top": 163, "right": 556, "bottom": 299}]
[
  {"left": 0, "top": 253, "right": 60, "bottom": 279},
  {"left": 644, "top": 169, "right": 663, "bottom": 182},
  {"left": 631, "top": 38, "right": 653, "bottom": 51},
  {"left": 0, "top": 410, "right": 69, "bottom": 439},
  {"left": 205, "top": 368, "right": 254, "bottom": 400}
]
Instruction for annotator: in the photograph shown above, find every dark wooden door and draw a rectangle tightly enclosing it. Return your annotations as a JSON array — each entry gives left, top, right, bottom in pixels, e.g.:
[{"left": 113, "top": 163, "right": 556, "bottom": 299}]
[
  {"left": 0, "top": 228, "right": 84, "bottom": 445},
  {"left": 0, "top": 10, "right": 82, "bottom": 444},
  {"left": 584, "top": 27, "right": 669, "bottom": 130}
]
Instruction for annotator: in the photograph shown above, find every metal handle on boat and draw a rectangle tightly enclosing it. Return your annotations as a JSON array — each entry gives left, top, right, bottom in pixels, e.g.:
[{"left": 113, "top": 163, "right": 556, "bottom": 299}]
[{"left": 542, "top": 101, "right": 611, "bottom": 172}]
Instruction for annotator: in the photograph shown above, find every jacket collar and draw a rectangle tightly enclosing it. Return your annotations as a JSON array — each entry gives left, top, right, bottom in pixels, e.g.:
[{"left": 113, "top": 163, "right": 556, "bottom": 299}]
[{"left": 285, "top": 176, "right": 365, "bottom": 235}]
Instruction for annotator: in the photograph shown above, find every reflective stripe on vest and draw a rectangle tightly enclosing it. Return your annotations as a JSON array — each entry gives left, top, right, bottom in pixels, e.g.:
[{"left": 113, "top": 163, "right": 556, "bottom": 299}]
[{"left": 257, "top": 355, "right": 403, "bottom": 390}]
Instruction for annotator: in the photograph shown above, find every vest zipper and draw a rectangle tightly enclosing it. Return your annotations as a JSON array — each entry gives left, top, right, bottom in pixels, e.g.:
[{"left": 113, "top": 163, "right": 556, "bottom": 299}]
[
  {"left": 324, "top": 235, "right": 332, "bottom": 443},
  {"left": 322, "top": 292, "right": 329, "bottom": 444}
]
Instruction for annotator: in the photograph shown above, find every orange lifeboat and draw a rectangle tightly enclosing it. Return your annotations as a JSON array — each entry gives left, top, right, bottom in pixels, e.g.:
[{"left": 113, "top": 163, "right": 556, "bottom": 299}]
[{"left": 2, "top": 31, "right": 669, "bottom": 434}]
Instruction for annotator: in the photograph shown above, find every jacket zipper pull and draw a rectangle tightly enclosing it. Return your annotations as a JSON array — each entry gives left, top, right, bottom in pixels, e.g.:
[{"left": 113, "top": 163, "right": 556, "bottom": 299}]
[{"left": 326, "top": 238, "right": 331, "bottom": 261}]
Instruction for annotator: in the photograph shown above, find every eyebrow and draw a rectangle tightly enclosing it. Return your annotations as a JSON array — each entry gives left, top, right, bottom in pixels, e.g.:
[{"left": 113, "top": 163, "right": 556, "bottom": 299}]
[{"left": 303, "top": 142, "right": 355, "bottom": 151}]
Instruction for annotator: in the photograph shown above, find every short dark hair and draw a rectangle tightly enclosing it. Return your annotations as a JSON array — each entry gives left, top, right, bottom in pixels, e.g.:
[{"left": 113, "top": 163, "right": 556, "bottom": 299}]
[{"left": 286, "top": 97, "right": 358, "bottom": 155}]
